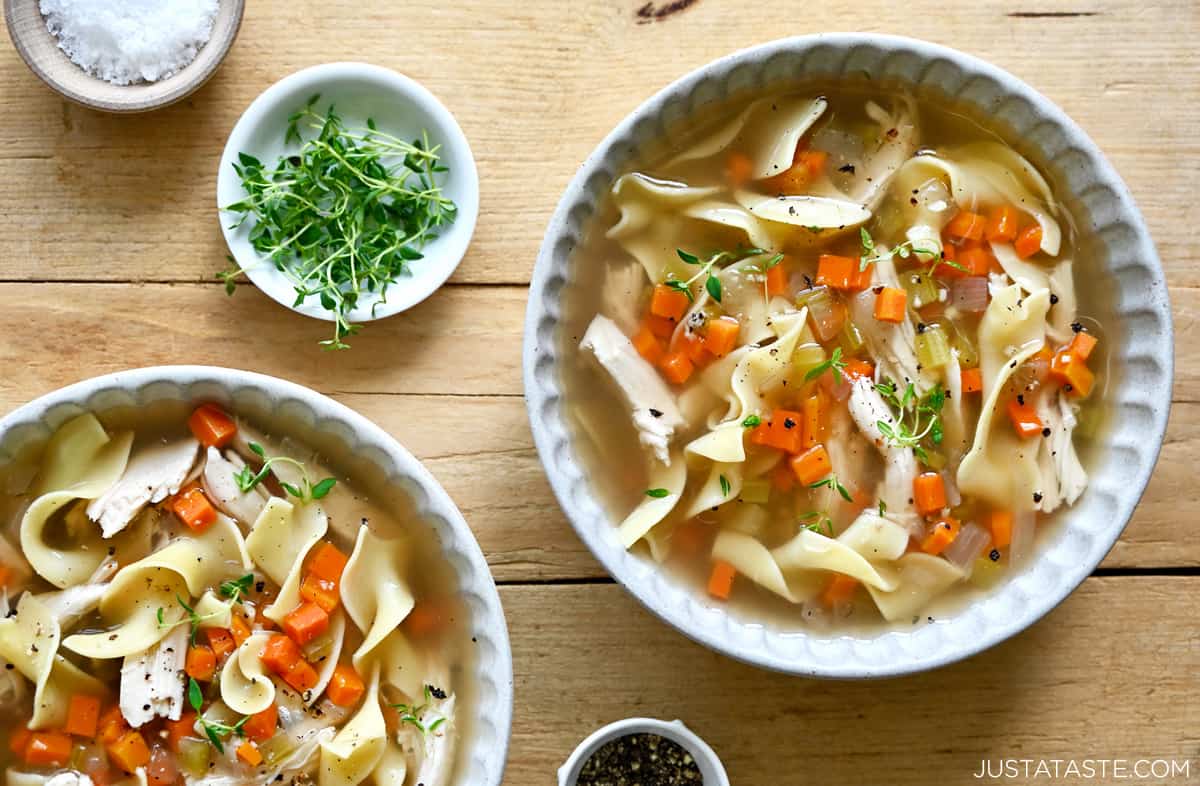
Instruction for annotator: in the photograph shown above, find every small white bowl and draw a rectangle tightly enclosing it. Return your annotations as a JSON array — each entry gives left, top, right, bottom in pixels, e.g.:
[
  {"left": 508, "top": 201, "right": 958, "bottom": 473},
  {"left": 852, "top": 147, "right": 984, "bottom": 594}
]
[
  {"left": 558, "top": 718, "right": 729, "bottom": 786},
  {"left": 217, "top": 62, "right": 479, "bottom": 324}
]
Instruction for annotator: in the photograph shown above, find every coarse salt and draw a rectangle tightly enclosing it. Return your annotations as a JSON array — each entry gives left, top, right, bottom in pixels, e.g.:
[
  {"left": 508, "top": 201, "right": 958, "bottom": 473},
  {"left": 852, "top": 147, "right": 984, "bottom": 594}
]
[{"left": 40, "top": 0, "right": 219, "bottom": 86}]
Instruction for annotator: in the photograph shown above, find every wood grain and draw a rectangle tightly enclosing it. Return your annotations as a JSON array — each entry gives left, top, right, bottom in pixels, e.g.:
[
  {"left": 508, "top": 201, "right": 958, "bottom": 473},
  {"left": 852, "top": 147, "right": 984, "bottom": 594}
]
[
  {"left": 502, "top": 580, "right": 1200, "bottom": 785},
  {"left": 0, "top": 0, "right": 1196, "bottom": 284}
]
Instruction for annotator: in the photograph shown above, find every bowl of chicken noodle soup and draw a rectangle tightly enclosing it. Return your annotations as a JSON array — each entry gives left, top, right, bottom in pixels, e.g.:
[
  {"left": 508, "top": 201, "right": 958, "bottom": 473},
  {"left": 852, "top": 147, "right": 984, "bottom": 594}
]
[
  {"left": 524, "top": 34, "right": 1171, "bottom": 676},
  {"left": 0, "top": 366, "right": 511, "bottom": 785}
]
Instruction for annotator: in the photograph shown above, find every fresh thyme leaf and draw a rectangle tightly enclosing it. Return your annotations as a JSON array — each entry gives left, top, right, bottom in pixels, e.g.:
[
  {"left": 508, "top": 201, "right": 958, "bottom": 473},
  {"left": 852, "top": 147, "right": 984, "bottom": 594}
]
[
  {"left": 645, "top": 488, "right": 670, "bottom": 498},
  {"left": 804, "top": 347, "right": 847, "bottom": 383},
  {"left": 205, "top": 726, "right": 224, "bottom": 754},
  {"left": 809, "top": 474, "right": 853, "bottom": 503},
  {"left": 664, "top": 278, "right": 694, "bottom": 302},
  {"left": 222, "top": 102, "right": 457, "bottom": 349},
  {"left": 232, "top": 447, "right": 332, "bottom": 504},
  {"left": 860, "top": 227, "right": 875, "bottom": 253},
  {"left": 427, "top": 717, "right": 446, "bottom": 733},
  {"left": 310, "top": 478, "right": 337, "bottom": 499},
  {"left": 188, "top": 677, "right": 204, "bottom": 713},
  {"left": 676, "top": 249, "right": 701, "bottom": 265},
  {"left": 741, "top": 415, "right": 762, "bottom": 428},
  {"left": 248, "top": 442, "right": 266, "bottom": 457},
  {"left": 719, "top": 474, "right": 731, "bottom": 498},
  {"left": 156, "top": 607, "right": 164, "bottom": 626},
  {"left": 219, "top": 574, "right": 255, "bottom": 604},
  {"left": 799, "top": 510, "right": 834, "bottom": 537},
  {"left": 878, "top": 500, "right": 887, "bottom": 515},
  {"left": 764, "top": 253, "right": 784, "bottom": 270},
  {"left": 280, "top": 481, "right": 302, "bottom": 498},
  {"left": 705, "top": 273, "right": 723, "bottom": 303}
]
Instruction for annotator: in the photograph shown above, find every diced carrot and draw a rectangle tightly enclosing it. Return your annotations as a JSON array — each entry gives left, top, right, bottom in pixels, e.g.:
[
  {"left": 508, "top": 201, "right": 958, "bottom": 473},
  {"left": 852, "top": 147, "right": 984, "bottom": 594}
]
[
  {"left": 326, "top": 664, "right": 366, "bottom": 708},
  {"left": 171, "top": 483, "right": 218, "bottom": 533},
  {"left": 706, "top": 560, "right": 737, "bottom": 601},
  {"left": 751, "top": 409, "right": 805, "bottom": 454},
  {"left": 0, "top": 564, "right": 12, "bottom": 589},
  {"left": 1007, "top": 397, "right": 1044, "bottom": 438},
  {"left": 819, "top": 574, "right": 858, "bottom": 608},
  {"left": 913, "top": 472, "right": 948, "bottom": 516},
  {"left": 843, "top": 359, "right": 874, "bottom": 380},
  {"left": 1014, "top": 224, "right": 1043, "bottom": 259},
  {"left": 816, "top": 254, "right": 871, "bottom": 291},
  {"left": 97, "top": 705, "right": 128, "bottom": 745},
  {"left": 960, "top": 367, "right": 983, "bottom": 394},
  {"left": 188, "top": 404, "right": 238, "bottom": 449},
  {"left": 165, "top": 712, "right": 198, "bottom": 752},
  {"left": 230, "top": 614, "right": 252, "bottom": 646},
  {"left": 801, "top": 395, "right": 824, "bottom": 449},
  {"left": 1068, "top": 331, "right": 1098, "bottom": 361},
  {"left": 759, "top": 150, "right": 827, "bottom": 193},
  {"left": 945, "top": 210, "right": 985, "bottom": 241},
  {"left": 644, "top": 314, "right": 677, "bottom": 339},
  {"left": 649, "top": 283, "right": 690, "bottom": 322},
  {"left": 1049, "top": 351, "right": 1095, "bottom": 398},
  {"left": 987, "top": 510, "right": 1014, "bottom": 549},
  {"left": 724, "top": 151, "right": 754, "bottom": 189},
  {"left": 956, "top": 243, "right": 995, "bottom": 277},
  {"left": 402, "top": 601, "right": 448, "bottom": 639},
  {"left": 25, "top": 731, "right": 73, "bottom": 767},
  {"left": 671, "top": 328, "right": 709, "bottom": 366},
  {"left": 242, "top": 703, "right": 277, "bottom": 743},
  {"left": 985, "top": 205, "right": 1020, "bottom": 243},
  {"left": 9, "top": 724, "right": 31, "bottom": 758},
  {"left": 790, "top": 444, "right": 832, "bottom": 486},
  {"left": 185, "top": 644, "right": 217, "bottom": 682},
  {"left": 281, "top": 602, "right": 330, "bottom": 646},
  {"left": 631, "top": 325, "right": 666, "bottom": 365},
  {"left": 65, "top": 693, "right": 102, "bottom": 738},
  {"left": 205, "top": 627, "right": 236, "bottom": 660},
  {"left": 283, "top": 660, "right": 319, "bottom": 692},
  {"left": 770, "top": 463, "right": 796, "bottom": 493},
  {"left": 260, "top": 634, "right": 318, "bottom": 692},
  {"left": 236, "top": 741, "right": 263, "bottom": 767},
  {"left": 107, "top": 730, "right": 151, "bottom": 774},
  {"left": 306, "top": 542, "right": 349, "bottom": 584},
  {"left": 766, "top": 262, "right": 788, "bottom": 297},
  {"left": 700, "top": 316, "right": 740, "bottom": 358},
  {"left": 921, "top": 517, "right": 961, "bottom": 555},
  {"left": 873, "top": 286, "right": 907, "bottom": 323},
  {"left": 658, "top": 351, "right": 694, "bottom": 385},
  {"left": 299, "top": 574, "right": 340, "bottom": 614}
]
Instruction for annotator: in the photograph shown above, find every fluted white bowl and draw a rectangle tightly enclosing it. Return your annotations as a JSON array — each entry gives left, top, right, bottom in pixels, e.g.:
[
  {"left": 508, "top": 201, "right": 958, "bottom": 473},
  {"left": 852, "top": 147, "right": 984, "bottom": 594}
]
[
  {"left": 523, "top": 34, "right": 1172, "bottom": 678},
  {"left": 0, "top": 366, "right": 512, "bottom": 782}
]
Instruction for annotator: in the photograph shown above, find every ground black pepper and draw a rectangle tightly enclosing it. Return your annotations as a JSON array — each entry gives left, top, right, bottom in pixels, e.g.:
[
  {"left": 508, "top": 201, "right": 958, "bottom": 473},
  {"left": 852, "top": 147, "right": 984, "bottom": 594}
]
[{"left": 578, "top": 733, "right": 703, "bottom": 786}]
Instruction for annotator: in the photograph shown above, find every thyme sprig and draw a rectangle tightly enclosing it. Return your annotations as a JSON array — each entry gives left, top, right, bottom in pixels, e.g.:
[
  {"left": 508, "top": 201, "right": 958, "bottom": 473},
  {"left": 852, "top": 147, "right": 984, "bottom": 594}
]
[
  {"left": 672, "top": 246, "right": 771, "bottom": 304},
  {"left": 804, "top": 346, "right": 848, "bottom": 384},
  {"left": 390, "top": 685, "right": 448, "bottom": 736},
  {"left": 873, "top": 378, "right": 946, "bottom": 462},
  {"left": 809, "top": 473, "right": 853, "bottom": 503},
  {"left": 187, "top": 678, "right": 248, "bottom": 753},
  {"left": 799, "top": 510, "right": 835, "bottom": 537},
  {"left": 219, "top": 574, "right": 255, "bottom": 605},
  {"left": 233, "top": 442, "right": 336, "bottom": 503},
  {"left": 220, "top": 95, "right": 457, "bottom": 349},
  {"left": 858, "top": 228, "right": 964, "bottom": 274},
  {"left": 156, "top": 594, "right": 221, "bottom": 645}
]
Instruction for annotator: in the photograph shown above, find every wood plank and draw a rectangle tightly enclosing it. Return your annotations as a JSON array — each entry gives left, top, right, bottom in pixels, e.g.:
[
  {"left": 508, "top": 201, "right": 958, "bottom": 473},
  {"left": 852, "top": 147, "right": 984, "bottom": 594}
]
[
  {"left": 0, "top": 0, "right": 1195, "bottom": 286},
  {"left": 0, "top": 282, "right": 1192, "bottom": 573},
  {"left": 502, "top": 579, "right": 1200, "bottom": 785}
]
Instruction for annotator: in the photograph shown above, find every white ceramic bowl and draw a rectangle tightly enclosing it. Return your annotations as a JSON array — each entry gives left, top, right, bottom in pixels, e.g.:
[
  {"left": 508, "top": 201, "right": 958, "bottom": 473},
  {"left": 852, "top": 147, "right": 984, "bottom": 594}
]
[
  {"left": 523, "top": 34, "right": 1173, "bottom": 678},
  {"left": 557, "top": 718, "right": 729, "bottom": 786},
  {"left": 0, "top": 366, "right": 512, "bottom": 783},
  {"left": 217, "top": 63, "right": 480, "bottom": 323}
]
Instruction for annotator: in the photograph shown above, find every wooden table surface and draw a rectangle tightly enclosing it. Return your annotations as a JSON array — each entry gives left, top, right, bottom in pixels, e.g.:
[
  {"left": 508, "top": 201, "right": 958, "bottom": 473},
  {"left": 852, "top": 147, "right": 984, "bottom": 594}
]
[{"left": 2, "top": 1, "right": 1197, "bottom": 783}]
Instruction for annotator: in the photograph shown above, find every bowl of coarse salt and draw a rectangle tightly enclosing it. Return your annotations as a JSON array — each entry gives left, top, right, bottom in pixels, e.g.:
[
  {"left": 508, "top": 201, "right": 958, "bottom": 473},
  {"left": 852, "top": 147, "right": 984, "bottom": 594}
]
[{"left": 3, "top": 0, "right": 244, "bottom": 112}]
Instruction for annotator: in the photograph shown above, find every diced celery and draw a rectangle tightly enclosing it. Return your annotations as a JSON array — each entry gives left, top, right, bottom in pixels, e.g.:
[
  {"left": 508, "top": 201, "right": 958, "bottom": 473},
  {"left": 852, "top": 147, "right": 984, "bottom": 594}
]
[
  {"left": 841, "top": 319, "right": 865, "bottom": 354},
  {"left": 796, "top": 286, "right": 833, "bottom": 311},
  {"left": 969, "top": 554, "right": 1006, "bottom": 588},
  {"left": 948, "top": 320, "right": 980, "bottom": 368},
  {"left": 740, "top": 479, "right": 771, "bottom": 504},
  {"left": 179, "top": 737, "right": 211, "bottom": 777},
  {"left": 901, "top": 270, "right": 939, "bottom": 309},
  {"left": 915, "top": 324, "right": 951, "bottom": 370},
  {"left": 791, "top": 342, "right": 826, "bottom": 378},
  {"left": 303, "top": 632, "right": 334, "bottom": 663}
]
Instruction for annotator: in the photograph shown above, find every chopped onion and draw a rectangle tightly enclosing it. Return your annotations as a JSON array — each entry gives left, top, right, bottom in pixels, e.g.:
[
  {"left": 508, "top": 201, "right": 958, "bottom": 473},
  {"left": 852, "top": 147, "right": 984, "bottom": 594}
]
[
  {"left": 949, "top": 276, "right": 990, "bottom": 313},
  {"left": 944, "top": 521, "right": 990, "bottom": 572},
  {"left": 798, "top": 287, "right": 845, "bottom": 343},
  {"left": 1009, "top": 510, "right": 1037, "bottom": 566}
]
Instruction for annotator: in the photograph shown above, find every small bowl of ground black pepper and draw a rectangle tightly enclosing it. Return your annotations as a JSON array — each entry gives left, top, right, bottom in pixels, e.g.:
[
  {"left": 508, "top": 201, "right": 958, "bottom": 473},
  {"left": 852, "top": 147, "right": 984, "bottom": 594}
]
[{"left": 559, "top": 718, "right": 729, "bottom": 786}]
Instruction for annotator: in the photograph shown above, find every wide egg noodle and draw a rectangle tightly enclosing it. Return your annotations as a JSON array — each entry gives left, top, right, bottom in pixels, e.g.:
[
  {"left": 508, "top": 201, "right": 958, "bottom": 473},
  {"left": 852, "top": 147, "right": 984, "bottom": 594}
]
[
  {"left": 63, "top": 514, "right": 252, "bottom": 659},
  {"left": 836, "top": 512, "right": 910, "bottom": 562},
  {"left": 728, "top": 309, "right": 809, "bottom": 422},
  {"left": 711, "top": 530, "right": 822, "bottom": 604},
  {"left": 219, "top": 632, "right": 276, "bottom": 715},
  {"left": 307, "top": 610, "right": 347, "bottom": 706},
  {"left": 865, "top": 552, "right": 965, "bottom": 622},
  {"left": 370, "top": 744, "right": 409, "bottom": 786},
  {"left": 246, "top": 497, "right": 329, "bottom": 625},
  {"left": 341, "top": 525, "right": 415, "bottom": 667},
  {"left": 684, "top": 421, "right": 746, "bottom": 464},
  {"left": 615, "top": 452, "right": 686, "bottom": 549},
  {"left": 0, "top": 593, "right": 106, "bottom": 729},
  {"left": 20, "top": 414, "right": 134, "bottom": 588},
  {"left": 682, "top": 461, "right": 741, "bottom": 519},
  {"left": 770, "top": 529, "right": 898, "bottom": 591},
  {"left": 957, "top": 286, "right": 1051, "bottom": 509},
  {"left": 318, "top": 665, "right": 388, "bottom": 786}
]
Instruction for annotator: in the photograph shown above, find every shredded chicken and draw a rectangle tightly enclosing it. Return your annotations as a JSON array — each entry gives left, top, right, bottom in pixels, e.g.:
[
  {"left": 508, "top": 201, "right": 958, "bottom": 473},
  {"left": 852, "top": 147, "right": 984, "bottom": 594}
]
[
  {"left": 88, "top": 437, "right": 201, "bottom": 537},
  {"left": 120, "top": 624, "right": 187, "bottom": 727},
  {"left": 847, "top": 377, "right": 921, "bottom": 534},
  {"left": 580, "top": 314, "right": 684, "bottom": 464},
  {"left": 202, "top": 447, "right": 268, "bottom": 526},
  {"left": 852, "top": 254, "right": 936, "bottom": 394},
  {"left": 37, "top": 558, "right": 118, "bottom": 630}
]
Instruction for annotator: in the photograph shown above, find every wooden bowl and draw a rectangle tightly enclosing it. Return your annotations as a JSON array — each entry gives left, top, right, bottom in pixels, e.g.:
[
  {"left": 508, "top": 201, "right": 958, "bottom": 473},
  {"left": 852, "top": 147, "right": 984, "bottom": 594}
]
[{"left": 3, "top": 0, "right": 244, "bottom": 112}]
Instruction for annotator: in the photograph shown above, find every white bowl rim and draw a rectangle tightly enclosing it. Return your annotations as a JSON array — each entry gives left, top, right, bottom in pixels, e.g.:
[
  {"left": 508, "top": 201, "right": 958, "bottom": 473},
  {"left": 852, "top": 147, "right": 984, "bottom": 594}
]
[
  {"left": 0, "top": 364, "right": 513, "bottom": 783},
  {"left": 216, "top": 62, "right": 481, "bottom": 324},
  {"left": 522, "top": 32, "right": 1174, "bottom": 678},
  {"left": 557, "top": 717, "right": 730, "bottom": 786}
]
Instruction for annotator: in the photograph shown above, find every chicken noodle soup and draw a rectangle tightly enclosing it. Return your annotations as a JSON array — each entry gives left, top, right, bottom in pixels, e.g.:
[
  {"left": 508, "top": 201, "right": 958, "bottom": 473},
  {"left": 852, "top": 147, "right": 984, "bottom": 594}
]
[
  {"left": 568, "top": 88, "right": 1101, "bottom": 626},
  {"left": 0, "top": 404, "right": 466, "bottom": 786}
]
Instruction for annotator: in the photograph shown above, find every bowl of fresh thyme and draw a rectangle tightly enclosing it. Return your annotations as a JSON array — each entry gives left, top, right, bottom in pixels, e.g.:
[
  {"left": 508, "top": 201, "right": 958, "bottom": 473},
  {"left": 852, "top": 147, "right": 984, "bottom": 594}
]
[{"left": 216, "top": 62, "right": 479, "bottom": 349}]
